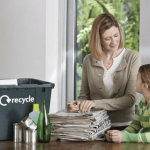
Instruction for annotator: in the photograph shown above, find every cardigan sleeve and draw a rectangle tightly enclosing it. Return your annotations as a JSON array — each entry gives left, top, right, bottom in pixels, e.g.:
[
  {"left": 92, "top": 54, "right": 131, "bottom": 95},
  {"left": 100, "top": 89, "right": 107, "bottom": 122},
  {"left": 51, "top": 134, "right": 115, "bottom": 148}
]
[
  {"left": 121, "top": 100, "right": 150, "bottom": 143},
  {"left": 77, "top": 58, "right": 91, "bottom": 101}
]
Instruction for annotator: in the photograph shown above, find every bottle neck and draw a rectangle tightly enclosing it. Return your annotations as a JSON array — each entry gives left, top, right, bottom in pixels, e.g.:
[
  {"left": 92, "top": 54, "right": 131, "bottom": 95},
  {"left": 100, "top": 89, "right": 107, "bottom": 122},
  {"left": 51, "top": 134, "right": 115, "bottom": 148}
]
[
  {"left": 41, "top": 100, "right": 47, "bottom": 112},
  {"left": 33, "top": 104, "right": 39, "bottom": 112}
]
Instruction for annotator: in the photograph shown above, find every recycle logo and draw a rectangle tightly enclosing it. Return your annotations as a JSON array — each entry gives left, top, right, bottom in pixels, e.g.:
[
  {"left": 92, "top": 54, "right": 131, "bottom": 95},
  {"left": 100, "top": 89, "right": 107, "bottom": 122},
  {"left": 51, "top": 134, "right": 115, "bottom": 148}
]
[{"left": 0, "top": 95, "right": 34, "bottom": 106}]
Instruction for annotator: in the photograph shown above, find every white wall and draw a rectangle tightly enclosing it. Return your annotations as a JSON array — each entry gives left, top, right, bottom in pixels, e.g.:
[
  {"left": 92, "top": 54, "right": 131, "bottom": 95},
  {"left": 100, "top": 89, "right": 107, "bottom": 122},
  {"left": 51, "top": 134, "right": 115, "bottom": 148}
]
[
  {"left": 0, "top": 0, "right": 60, "bottom": 114},
  {"left": 137, "top": 0, "right": 150, "bottom": 102},
  {"left": 139, "top": 0, "right": 150, "bottom": 65},
  {"left": 0, "top": 0, "right": 46, "bottom": 79}
]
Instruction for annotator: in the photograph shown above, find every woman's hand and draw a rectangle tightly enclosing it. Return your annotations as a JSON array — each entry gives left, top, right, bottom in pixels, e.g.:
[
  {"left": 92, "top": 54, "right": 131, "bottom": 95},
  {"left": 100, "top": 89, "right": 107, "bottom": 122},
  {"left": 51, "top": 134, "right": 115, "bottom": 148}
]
[
  {"left": 67, "top": 101, "right": 80, "bottom": 112},
  {"left": 79, "top": 100, "right": 95, "bottom": 113},
  {"left": 109, "top": 130, "right": 122, "bottom": 143}
]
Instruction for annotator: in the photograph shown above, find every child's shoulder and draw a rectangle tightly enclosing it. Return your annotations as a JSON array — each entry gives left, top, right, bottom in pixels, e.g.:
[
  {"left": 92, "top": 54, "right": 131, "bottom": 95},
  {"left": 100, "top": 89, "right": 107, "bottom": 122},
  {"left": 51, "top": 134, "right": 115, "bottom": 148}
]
[
  {"left": 139, "top": 98, "right": 150, "bottom": 110},
  {"left": 138, "top": 98, "right": 145, "bottom": 107},
  {"left": 137, "top": 98, "right": 146, "bottom": 110},
  {"left": 147, "top": 100, "right": 150, "bottom": 110}
]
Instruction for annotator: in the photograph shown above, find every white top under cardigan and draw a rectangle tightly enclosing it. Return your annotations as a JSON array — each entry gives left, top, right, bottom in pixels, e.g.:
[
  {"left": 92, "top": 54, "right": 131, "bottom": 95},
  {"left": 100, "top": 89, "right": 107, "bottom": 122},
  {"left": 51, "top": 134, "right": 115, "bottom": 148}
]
[
  {"left": 99, "top": 48, "right": 131, "bottom": 127},
  {"left": 100, "top": 48, "right": 126, "bottom": 98}
]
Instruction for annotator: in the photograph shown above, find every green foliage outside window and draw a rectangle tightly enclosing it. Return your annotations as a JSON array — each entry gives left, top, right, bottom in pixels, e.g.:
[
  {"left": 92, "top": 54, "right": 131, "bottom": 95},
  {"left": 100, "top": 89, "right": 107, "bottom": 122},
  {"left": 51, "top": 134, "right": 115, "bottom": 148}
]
[{"left": 76, "top": 0, "right": 140, "bottom": 98}]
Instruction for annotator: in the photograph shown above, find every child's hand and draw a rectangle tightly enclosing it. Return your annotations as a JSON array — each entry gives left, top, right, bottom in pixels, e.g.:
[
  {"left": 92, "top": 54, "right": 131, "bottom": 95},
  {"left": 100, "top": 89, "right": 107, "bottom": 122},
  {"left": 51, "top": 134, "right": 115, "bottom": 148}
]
[
  {"left": 109, "top": 130, "right": 122, "bottom": 143},
  {"left": 105, "top": 130, "right": 113, "bottom": 142}
]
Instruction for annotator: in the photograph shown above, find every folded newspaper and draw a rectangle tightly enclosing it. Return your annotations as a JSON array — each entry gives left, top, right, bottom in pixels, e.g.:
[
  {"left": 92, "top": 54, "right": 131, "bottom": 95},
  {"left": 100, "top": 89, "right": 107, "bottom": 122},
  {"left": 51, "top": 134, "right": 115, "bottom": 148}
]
[{"left": 50, "top": 109, "right": 111, "bottom": 141}]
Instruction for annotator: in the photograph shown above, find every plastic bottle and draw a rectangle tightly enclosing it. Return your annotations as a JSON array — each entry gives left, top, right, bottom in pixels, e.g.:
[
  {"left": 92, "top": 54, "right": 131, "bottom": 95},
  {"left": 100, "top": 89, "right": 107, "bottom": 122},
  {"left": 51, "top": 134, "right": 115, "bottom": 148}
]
[
  {"left": 29, "top": 104, "right": 40, "bottom": 125},
  {"left": 37, "top": 100, "right": 51, "bottom": 143}
]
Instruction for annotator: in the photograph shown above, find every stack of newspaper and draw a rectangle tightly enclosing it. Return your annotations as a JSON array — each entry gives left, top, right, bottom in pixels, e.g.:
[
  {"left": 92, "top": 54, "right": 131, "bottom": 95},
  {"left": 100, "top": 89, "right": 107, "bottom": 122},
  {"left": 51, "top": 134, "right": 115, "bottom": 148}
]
[{"left": 50, "top": 109, "right": 111, "bottom": 141}]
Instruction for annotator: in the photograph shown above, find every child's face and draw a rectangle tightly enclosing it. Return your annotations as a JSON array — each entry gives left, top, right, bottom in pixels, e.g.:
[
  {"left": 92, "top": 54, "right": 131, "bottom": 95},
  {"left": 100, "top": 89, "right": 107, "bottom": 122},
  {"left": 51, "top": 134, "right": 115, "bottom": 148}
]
[{"left": 136, "top": 72, "right": 143, "bottom": 93}]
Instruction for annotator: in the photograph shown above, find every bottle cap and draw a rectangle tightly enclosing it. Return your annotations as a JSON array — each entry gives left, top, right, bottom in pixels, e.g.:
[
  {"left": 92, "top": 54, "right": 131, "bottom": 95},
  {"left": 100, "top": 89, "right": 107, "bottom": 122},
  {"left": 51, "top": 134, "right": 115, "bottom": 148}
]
[{"left": 33, "top": 103, "right": 39, "bottom": 112}]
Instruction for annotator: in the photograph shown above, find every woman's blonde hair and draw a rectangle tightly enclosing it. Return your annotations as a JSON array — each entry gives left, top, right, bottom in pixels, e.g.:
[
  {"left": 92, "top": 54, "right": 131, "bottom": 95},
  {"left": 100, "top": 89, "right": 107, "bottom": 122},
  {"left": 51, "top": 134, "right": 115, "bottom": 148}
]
[
  {"left": 89, "top": 13, "right": 123, "bottom": 61},
  {"left": 139, "top": 64, "right": 150, "bottom": 90}
]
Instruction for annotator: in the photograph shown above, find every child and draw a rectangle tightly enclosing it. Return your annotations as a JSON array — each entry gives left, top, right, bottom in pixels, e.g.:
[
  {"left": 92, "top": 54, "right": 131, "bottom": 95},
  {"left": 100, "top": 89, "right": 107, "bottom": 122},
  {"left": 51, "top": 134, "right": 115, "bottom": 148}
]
[{"left": 105, "top": 64, "right": 150, "bottom": 143}]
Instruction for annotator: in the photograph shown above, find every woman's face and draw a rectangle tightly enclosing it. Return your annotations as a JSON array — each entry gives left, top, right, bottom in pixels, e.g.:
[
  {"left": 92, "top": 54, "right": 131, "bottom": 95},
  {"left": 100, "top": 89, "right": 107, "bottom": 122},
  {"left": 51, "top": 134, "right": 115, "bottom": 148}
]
[
  {"left": 100, "top": 26, "right": 120, "bottom": 52},
  {"left": 136, "top": 72, "right": 143, "bottom": 93}
]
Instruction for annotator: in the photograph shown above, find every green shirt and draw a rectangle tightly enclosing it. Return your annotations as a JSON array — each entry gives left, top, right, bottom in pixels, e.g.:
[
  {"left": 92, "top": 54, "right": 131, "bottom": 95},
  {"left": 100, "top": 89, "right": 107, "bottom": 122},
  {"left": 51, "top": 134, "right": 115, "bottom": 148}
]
[{"left": 121, "top": 98, "right": 150, "bottom": 143}]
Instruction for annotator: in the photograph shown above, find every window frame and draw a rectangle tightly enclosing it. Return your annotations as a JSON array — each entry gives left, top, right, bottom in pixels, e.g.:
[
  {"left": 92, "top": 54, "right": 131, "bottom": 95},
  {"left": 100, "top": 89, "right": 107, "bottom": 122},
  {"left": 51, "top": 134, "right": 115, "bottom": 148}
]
[{"left": 66, "top": 0, "right": 77, "bottom": 103}]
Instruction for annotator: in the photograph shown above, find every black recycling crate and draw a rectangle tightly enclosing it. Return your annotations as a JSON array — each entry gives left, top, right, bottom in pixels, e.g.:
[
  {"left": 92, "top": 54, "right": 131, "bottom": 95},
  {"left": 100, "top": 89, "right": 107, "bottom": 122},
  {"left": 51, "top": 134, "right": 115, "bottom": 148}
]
[{"left": 0, "top": 78, "right": 54, "bottom": 140}]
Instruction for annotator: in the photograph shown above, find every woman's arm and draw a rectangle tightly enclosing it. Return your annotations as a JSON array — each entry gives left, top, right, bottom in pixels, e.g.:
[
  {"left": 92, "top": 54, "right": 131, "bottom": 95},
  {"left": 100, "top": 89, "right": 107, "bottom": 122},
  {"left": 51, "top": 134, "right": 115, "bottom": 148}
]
[
  {"left": 77, "top": 59, "right": 91, "bottom": 101},
  {"left": 76, "top": 59, "right": 95, "bottom": 112}
]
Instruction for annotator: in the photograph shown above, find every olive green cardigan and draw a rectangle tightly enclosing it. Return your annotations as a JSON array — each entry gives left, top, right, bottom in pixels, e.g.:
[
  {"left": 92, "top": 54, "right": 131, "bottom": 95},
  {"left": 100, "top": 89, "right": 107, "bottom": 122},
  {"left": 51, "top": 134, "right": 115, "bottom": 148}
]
[{"left": 77, "top": 49, "right": 141, "bottom": 122}]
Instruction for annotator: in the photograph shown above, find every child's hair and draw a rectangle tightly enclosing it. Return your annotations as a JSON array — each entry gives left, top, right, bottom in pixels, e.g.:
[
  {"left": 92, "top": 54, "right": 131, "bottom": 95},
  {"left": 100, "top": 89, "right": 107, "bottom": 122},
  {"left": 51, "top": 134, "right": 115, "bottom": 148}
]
[{"left": 139, "top": 64, "right": 150, "bottom": 90}]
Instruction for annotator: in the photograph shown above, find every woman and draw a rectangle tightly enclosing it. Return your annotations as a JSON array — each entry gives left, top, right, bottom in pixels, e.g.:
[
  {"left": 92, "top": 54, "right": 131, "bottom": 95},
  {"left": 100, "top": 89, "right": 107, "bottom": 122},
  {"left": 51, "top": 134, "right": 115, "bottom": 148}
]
[{"left": 68, "top": 13, "right": 140, "bottom": 129}]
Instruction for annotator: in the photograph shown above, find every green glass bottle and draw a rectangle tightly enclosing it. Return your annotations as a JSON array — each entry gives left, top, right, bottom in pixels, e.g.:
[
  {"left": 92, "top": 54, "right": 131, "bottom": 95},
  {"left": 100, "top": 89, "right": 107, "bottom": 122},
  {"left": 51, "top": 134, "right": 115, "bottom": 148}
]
[{"left": 37, "top": 100, "right": 51, "bottom": 143}]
